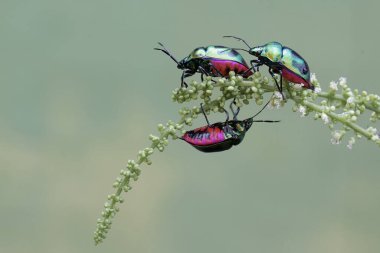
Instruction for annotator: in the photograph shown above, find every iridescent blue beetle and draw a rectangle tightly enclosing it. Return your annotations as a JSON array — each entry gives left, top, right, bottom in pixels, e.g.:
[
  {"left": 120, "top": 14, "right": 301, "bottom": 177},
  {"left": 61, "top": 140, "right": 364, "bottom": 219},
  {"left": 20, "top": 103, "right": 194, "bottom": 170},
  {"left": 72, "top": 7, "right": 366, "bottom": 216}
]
[{"left": 224, "top": 36, "right": 314, "bottom": 98}]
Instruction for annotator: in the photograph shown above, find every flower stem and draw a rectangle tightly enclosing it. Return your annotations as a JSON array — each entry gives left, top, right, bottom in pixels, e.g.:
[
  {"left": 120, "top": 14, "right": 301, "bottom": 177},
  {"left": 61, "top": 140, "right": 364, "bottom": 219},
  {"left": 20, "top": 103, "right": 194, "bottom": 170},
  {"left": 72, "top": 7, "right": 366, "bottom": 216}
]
[{"left": 94, "top": 72, "right": 380, "bottom": 244}]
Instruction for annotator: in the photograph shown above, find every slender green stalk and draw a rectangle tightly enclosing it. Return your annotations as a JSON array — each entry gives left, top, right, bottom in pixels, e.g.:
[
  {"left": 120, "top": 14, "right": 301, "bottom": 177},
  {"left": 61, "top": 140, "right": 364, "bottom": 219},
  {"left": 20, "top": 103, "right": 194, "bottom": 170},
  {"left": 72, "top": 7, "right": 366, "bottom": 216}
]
[{"left": 94, "top": 72, "right": 380, "bottom": 245}]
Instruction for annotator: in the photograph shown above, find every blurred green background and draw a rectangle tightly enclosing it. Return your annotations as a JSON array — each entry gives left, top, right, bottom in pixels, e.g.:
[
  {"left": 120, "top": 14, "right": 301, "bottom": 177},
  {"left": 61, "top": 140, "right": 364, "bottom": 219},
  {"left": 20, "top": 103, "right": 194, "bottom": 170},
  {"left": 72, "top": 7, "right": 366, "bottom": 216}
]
[{"left": 1, "top": 0, "right": 380, "bottom": 252}]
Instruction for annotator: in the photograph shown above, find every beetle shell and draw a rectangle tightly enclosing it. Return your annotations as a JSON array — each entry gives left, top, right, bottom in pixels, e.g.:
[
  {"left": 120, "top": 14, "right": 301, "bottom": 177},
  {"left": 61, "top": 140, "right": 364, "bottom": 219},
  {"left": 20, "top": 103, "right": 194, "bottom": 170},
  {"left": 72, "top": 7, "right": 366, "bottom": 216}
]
[
  {"left": 260, "top": 42, "right": 283, "bottom": 62},
  {"left": 181, "top": 118, "right": 253, "bottom": 153},
  {"left": 252, "top": 42, "right": 313, "bottom": 90},
  {"left": 185, "top": 46, "right": 253, "bottom": 77},
  {"left": 187, "top": 46, "right": 247, "bottom": 65},
  {"left": 280, "top": 47, "right": 311, "bottom": 88}
]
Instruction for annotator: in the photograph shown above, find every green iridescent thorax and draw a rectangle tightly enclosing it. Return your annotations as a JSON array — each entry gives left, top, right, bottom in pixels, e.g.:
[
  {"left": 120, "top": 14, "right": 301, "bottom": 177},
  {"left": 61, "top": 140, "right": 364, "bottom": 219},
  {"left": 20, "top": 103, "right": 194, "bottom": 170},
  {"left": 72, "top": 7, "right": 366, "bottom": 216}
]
[
  {"left": 186, "top": 46, "right": 246, "bottom": 65},
  {"left": 188, "top": 47, "right": 206, "bottom": 59},
  {"left": 257, "top": 42, "right": 283, "bottom": 63},
  {"left": 281, "top": 47, "right": 310, "bottom": 81}
]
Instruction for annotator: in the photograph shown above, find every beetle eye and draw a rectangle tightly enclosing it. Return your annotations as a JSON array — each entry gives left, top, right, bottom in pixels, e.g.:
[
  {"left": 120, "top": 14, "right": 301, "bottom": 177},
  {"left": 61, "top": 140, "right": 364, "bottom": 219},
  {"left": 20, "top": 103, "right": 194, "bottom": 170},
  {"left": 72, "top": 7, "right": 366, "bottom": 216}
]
[{"left": 245, "top": 121, "right": 253, "bottom": 130}]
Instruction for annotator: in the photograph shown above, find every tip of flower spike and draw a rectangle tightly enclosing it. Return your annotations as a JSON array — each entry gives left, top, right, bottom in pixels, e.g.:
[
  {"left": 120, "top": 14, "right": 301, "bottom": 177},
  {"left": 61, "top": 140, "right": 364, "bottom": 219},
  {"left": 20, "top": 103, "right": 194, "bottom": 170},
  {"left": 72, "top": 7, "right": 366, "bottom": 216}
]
[
  {"left": 329, "top": 81, "right": 338, "bottom": 91},
  {"left": 338, "top": 77, "right": 347, "bottom": 86}
]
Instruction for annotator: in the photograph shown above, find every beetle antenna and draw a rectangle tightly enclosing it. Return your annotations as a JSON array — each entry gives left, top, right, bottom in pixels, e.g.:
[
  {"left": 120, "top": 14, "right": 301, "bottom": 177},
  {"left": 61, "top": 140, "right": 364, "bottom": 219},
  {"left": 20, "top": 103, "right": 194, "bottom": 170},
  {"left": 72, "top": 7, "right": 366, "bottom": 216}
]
[
  {"left": 250, "top": 98, "right": 272, "bottom": 120},
  {"left": 154, "top": 42, "right": 179, "bottom": 64},
  {"left": 232, "top": 48, "right": 251, "bottom": 53},
  {"left": 223, "top": 35, "right": 252, "bottom": 49},
  {"left": 249, "top": 98, "right": 280, "bottom": 123},
  {"left": 252, "top": 120, "right": 280, "bottom": 123},
  {"left": 223, "top": 108, "right": 230, "bottom": 122}
]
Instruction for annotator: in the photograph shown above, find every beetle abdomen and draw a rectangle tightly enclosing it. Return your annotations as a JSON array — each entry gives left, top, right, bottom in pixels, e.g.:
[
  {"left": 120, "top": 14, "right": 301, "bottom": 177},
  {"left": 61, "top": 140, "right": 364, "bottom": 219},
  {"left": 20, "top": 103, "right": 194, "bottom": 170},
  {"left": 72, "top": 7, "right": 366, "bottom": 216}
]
[
  {"left": 209, "top": 59, "right": 252, "bottom": 77},
  {"left": 189, "top": 140, "right": 235, "bottom": 153},
  {"left": 182, "top": 126, "right": 226, "bottom": 146},
  {"left": 281, "top": 68, "right": 314, "bottom": 90}
]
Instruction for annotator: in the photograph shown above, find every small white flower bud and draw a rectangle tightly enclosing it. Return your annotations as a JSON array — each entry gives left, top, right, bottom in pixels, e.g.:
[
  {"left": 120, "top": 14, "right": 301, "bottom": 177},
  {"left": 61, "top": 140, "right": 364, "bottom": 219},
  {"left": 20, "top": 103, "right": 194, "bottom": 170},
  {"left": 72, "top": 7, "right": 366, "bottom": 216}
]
[
  {"left": 310, "top": 73, "right": 317, "bottom": 83},
  {"left": 347, "top": 137, "right": 355, "bottom": 150},
  {"left": 338, "top": 77, "right": 347, "bottom": 86},
  {"left": 331, "top": 131, "right": 344, "bottom": 145},
  {"left": 298, "top": 105, "right": 306, "bottom": 117},
  {"left": 321, "top": 113, "right": 330, "bottom": 124},
  {"left": 329, "top": 81, "right": 338, "bottom": 91}
]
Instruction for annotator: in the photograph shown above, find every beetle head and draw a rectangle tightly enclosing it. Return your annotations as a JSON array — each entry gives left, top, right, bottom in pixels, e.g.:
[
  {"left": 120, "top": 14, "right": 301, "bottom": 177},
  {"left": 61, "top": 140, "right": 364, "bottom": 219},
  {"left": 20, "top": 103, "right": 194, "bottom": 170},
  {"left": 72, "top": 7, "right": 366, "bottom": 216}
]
[
  {"left": 177, "top": 59, "right": 186, "bottom": 70},
  {"left": 179, "top": 47, "right": 206, "bottom": 71},
  {"left": 230, "top": 119, "right": 253, "bottom": 134},
  {"left": 249, "top": 46, "right": 263, "bottom": 57},
  {"left": 178, "top": 58, "right": 199, "bottom": 72},
  {"left": 243, "top": 118, "right": 254, "bottom": 131}
]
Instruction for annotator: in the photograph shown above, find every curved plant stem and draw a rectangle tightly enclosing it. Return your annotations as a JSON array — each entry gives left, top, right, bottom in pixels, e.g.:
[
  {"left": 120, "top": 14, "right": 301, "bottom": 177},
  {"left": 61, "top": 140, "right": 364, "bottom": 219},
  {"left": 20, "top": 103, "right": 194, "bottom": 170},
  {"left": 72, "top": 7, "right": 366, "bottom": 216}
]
[
  {"left": 301, "top": 99, "right": 372, "bottom": 139},
  {"left": 94, "top": 72, "right": 380, "bottom": 245}
]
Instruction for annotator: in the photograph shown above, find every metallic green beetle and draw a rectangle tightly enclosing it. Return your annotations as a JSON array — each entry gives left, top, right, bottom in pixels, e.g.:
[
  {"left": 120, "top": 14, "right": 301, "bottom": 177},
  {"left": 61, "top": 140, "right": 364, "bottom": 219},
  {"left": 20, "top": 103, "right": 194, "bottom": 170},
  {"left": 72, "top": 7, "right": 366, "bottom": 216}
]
[
  {"left": 155, "top": 43, "right": 252, "bottom": 87},
  {"left": 225, "top": 36, "right": 314, "bottom": 98}
]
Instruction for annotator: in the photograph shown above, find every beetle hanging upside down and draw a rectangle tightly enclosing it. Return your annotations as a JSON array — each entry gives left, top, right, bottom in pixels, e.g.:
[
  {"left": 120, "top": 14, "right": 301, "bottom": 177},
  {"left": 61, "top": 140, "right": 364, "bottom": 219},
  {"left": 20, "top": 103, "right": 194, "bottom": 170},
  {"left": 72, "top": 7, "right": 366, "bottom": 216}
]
[
  {"left": 181, "top": 101, "right": 279, "bottom": 153},
  {"left": 154, "top": 43, "right": 253, "bottom": 88}
]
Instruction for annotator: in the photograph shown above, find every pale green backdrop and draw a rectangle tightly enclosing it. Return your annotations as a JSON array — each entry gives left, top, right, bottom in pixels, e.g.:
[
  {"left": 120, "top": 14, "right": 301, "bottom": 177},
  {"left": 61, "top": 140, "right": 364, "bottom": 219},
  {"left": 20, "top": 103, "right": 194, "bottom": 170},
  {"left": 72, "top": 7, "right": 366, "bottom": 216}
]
[{"left": 1, "top": 1, "right": 380, "bottom": 252}]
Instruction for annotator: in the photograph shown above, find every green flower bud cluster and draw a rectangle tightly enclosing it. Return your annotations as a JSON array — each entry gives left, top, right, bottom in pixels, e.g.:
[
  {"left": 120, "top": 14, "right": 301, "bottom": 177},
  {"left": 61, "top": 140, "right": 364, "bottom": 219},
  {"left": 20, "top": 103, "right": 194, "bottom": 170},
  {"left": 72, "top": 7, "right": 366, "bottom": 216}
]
[
  {"left": 172, "top": 72, "right": 270, "bottom": 121},
  {"left": 94, "top": 121, "right": 184, "bottom": 244},
  {"left": 178, "top": 107, "right": 200, "bottom": 126},
  {"left": 94, "top": 160, "right": 139, "bottom": 244}
]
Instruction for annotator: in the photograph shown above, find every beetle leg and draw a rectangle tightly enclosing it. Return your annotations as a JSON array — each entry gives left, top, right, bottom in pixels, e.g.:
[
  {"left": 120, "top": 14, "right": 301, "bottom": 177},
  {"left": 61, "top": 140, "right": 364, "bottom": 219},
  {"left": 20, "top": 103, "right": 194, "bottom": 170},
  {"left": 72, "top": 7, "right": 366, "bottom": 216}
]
[
  {"left": 277, "top": 69, "right": 287, "bottom": 101},
  {"left": 242, "top": 60, "right": 262, "bottom": 74},
  {"left": 241, "top": 64, "right": 260, "bottom": 76},
  {"left": 198, "top": 66, "right": 210, "bottom": 77},
  {"left": 230, "top": 99, "right": 240, "bottom": 121},
  {"left": 279, "top": 70, "right": 285, "bottom": 100},
  {"left": 182, "top": 70, "right": 195, "bottom": 88},
  {"left": 200, "top": 103, "right": 210, "bottom": 126},
  {"left": 181, "top": 71, "right": 188, "bottom": 88},
  {"left": 223, "top": 108, "right": 230, "bottom": 122},
  {"left": 241, "top": 66, "right": 254, "bottom": 76},
  {"left": 268, "top": 68, "right": 285, "bottom": 100},
  {"left": 198, "top": 66, "right": 214, "bottom": 83},
  {"left": 250, "top": 59, "right": 263, "bottom": 72},
  {"left": 208, "top": 63, "right": 223, "bottom": 77}
]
